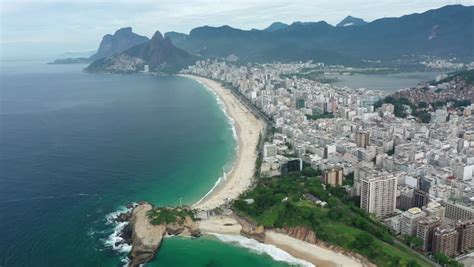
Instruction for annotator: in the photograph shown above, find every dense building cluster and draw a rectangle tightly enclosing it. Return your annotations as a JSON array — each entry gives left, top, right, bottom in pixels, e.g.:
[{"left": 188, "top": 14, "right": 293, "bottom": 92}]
[{"left": 183, "top": 60, "right": 474, "bottom": 258}]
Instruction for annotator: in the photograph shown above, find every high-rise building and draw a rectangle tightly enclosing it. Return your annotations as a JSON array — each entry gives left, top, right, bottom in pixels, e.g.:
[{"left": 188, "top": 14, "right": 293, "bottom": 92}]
[
  {"left": 321, "top": 167, "right": 344, "bottom": 186},
  {"left": 355, "top": 130, "right": 370, "bottom": 148},
  {"left": 419, "top": 177, "right": 433, "bottom": 193},
  {"left": 414, "top": 189, "right": 429, "bottom": 208},
  {"left": 443, "top": 200, "right": 474, "bottom": 221},
  {"left": 456, "top": 220, "right": 474, "bottom": 253},
  {"left": 353, "top": 166, "right": 376, "bottom": 196},
  {"left": 416, "top": 216, "right": 441, "bottom": 252},
  {"left": 399, "top": 187, "right": 415, "bottom": 210},
  {"left": 360, "top": 173, "right": 397, "bottom": 218},
  {"left": 433, "top": 225, "right": 459, "bottom": 257},
  {"left": 401, "top": 207, "right": 427, "bottom": 236}
]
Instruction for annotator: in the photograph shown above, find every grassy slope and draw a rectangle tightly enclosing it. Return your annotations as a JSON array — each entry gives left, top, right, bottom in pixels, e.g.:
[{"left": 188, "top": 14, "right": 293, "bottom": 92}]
[{"left": 232, "top": 174, "right": 431, "bottom": 267}]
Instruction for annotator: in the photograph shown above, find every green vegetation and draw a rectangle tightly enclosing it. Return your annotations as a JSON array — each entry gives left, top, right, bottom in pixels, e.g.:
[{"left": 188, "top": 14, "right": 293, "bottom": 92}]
[
  {"left": 436, "top": 69, "right": 474, "bottom": 85},
  {"left": 433, "top": 253, "right": 463, "bottom": 267},
  {"left": 147, "top": 207, "right": 194, "bottom": 225},
  {"left": 431, "top": 99, "right": 471, "bottom": 110},
  {"left": 411, "top": 109, "right": 431, "bottom": 123},
  {"left": 305, "top": 112, "right": 334, "bottom": 120},
  {"left": 343, "top": 172, "right": 354, "bottom": 186},
  {"left": 375, "top": 96, "right": 433, "bottom": 123},
  {"left": 374, "top": 96, "right": 413, "bottom": 118},
  {"left": 232, "top": 173, "right": 431, "bottom": 267},
  {"left": 402, "top": 235, "right": 423, "bottom": 249}
]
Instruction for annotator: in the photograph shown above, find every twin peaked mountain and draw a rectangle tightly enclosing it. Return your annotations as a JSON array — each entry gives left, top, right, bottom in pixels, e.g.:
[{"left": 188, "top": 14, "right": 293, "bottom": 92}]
[
  {"left": 84, "top": 4, "right": 473, "bottom": 74},
  {"left": 85, "top": 29, "right": 196, "bottom": 74}
]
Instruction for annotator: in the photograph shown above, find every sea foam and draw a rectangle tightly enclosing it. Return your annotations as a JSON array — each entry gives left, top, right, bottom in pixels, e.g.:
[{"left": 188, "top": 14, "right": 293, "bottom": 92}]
[
  {"left": 191, "top": 78, "right": 240, "bottom": 207},
  {"left": 102, "top": 205, "right": 135, "bottom": 266},
  {"left": 212, "top": 234, "right": 314, "bottom": 267}
]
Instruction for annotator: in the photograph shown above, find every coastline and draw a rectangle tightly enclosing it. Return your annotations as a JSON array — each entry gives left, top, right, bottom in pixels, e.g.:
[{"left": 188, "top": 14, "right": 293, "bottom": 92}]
[
  {"left": 196, "top": 215, "right": 365, "bottom": 267},
  {"left": 179, "top": 74, "right": 265, "bottom": 211},
  {"left": 180, "top": 74, "right": 366, "bottom": 267}
]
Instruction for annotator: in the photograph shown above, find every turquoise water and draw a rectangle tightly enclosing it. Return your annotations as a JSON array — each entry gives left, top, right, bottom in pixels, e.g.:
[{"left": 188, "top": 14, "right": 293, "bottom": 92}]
[
  {"left": 0, "top": 62, "right": 291, "bottom": 266},
  {"left": 152, "top": 236, "right": 290, "bottom": 267}
]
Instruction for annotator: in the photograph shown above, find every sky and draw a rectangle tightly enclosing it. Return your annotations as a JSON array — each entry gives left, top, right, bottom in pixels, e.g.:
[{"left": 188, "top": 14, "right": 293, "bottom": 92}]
[{"left": 1, "top": 0, "right": 473, "bottom": 60}]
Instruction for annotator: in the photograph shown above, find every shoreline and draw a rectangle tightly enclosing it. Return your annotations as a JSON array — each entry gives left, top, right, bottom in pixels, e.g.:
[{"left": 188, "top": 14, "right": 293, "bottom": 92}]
[
  {"left": 179, "top": 74, "right": 265, "bottom": 210},
  {"left": 179, "top": 74, "right": 366, "bottom": 267},
  {"left": 197, "top": 216, "right": 365, "bottom": 267}
]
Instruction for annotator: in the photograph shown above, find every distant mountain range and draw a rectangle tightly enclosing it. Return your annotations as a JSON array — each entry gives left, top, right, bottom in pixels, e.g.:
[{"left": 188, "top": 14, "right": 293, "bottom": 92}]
[
  {"left": 166, "top": 5, "right": 473, "bottom": 65},
  {"left": 83, "top": 4, "right": 473, "bottom": 74},
  {"left": 263, "top": 22, "right": 289, "bottom": 32}
]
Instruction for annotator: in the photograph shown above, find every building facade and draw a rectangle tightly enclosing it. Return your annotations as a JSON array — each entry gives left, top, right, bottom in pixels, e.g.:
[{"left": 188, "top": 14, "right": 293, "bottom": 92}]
[
  {"left": 433, "top": 225, "right": 459, "bottom": 257},
  {"left": 401, "top": 207, "right": 427, "bottom": 236},
  {"left": 360, "top": 174, "right": 397, "bottom": 218},
  {"left": 321, "top": 167, "right": 344, "bottom": 186},
  {"left": 416, "top": 216, "right": 441, "bottom": 252}
]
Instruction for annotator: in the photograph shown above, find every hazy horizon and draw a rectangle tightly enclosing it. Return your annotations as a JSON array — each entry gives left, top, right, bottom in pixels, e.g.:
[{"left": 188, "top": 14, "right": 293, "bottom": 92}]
[{"left": 1, "top": 0, "right": 473, "bottom": 60}]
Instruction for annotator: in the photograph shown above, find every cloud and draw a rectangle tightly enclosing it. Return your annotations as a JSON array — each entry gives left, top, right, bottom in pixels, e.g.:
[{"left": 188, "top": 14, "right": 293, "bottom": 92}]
[{"left": 1, "top": 0, "right": 473, "bottom": 59}]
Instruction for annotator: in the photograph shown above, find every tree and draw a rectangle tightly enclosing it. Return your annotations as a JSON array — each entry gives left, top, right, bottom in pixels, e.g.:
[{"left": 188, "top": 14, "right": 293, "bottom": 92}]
[
  {"left": 351, "top": 232, "right": 374, "bottom": 251},
  {"left": 402, "top": 235, "right": 423, "bottom": 249},
  {"left": 417, "top": 101, "right": 429, "bottom": 108},
  {"left": 302, "top": 166, "right": 318, "bottom": 177},
  {"left": 433, "top": 253, "right": 463, "bottom": 267}
]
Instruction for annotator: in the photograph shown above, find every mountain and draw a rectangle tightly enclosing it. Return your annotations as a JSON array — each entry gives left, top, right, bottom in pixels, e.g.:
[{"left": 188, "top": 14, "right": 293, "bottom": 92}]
[
  {"left": 436, "top": 69, "right": 474, "bottom": 85},
  {"left": 164, "top": 31, "right": 189, "bottom": 49},
  {"left": 263, "top": 22, "right": 289, "bottom": 32},
  {"left": 89, "top": 27, "right": 149, "bottom": 61},
  {"left": 164, "top": 31, "right": 188, "bottom": 43},
  {"left": 85, "top": 31, "right": 198, "bottom": 74},
  {"left": 336, "top": 16, "right": 368, "bottom": 27},
  {"left": 169, "top": 5, "right": 473, "bottom": 64}
]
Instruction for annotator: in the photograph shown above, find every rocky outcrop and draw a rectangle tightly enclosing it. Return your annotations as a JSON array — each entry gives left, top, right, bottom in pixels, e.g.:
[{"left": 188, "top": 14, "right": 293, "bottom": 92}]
[
  {"left": 128, "top": 203, "right": 166, "bottom": 267},
  {"left": 89, "top": 27, "right": 149, "bottom": 61},
  {"left": 84, "top": 54, "right": 145, "bottom": 74},
  {"left": 235, "top": 216, "right": 266, "bottom": 243},
  {"left": 279, "top": 226, "right": 318, "bottom": 244},
  {"left": 117, "top": 202, "right": 201, "bottom": 267},
  {"left": 85, "top": 30, "right": 198, "bottom": 74}
]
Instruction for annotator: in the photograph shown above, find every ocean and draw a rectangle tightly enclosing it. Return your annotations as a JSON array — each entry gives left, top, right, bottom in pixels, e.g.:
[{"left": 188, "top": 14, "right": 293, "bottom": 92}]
[{"left": 0, "top": 62, "right": 293, "bottom": 266}]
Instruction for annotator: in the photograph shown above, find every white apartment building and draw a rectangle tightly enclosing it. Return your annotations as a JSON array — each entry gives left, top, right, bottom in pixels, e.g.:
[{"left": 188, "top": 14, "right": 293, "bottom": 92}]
[{"left": 360, "top": 173, "right": 397, "bottom": 218}]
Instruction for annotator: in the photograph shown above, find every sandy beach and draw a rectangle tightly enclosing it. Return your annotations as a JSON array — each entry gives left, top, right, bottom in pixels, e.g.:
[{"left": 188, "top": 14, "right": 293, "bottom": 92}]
[
  {"left": 180, "top": 74, "right": 265, "bottom": 211},
  {"left": 182, "top": 74, "right": 367, "bottom": 267},
  {"left": 198, "top": 215, "right": 242, "bottom": 235},
  {"left": 265, "top": 231, "right": 365, "bottom": 267}
]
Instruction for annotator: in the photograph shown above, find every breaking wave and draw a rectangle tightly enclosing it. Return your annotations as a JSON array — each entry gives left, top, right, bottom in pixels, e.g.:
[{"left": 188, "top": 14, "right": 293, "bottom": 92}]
[{"left": 212, "top": 234, "right": 314, "bottom": 267}]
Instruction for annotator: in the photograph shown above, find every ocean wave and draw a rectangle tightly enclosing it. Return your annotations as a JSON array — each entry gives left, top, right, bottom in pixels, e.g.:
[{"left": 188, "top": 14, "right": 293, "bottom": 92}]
[
  {"left": 105, "top": 205, "right": 132, "bottom": 224},
  {"left": 103, "top": 221, "right": 132, "bottom": 253},
  {"left": 212, "top": 234, "right": 314, "bottom": 267},
  {"left": 197, "top": 79, "right": 239, "bottom": 146},
  {"left": 193, "top": 176, "right": 222, "bottom": 206},
  {"left": 102, "top": 205, "right": 135, "bottom": 266},
  {"left": 191, "top": 78, "right": 240, "bottom": 208}
]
